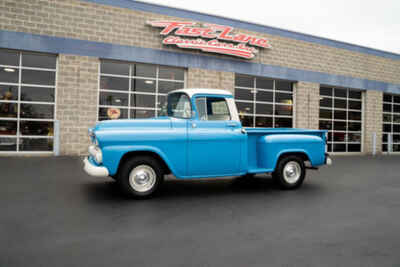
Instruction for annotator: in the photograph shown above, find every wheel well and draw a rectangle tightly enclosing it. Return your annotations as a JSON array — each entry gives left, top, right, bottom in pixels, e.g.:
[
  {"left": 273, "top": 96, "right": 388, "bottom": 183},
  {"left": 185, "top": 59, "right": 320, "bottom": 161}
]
[
  {"left": 277, "top": 152, "right": 310, "bottom": 164},
  {"left": 117, "top": 151, "right": 172, "bottom": 176}
]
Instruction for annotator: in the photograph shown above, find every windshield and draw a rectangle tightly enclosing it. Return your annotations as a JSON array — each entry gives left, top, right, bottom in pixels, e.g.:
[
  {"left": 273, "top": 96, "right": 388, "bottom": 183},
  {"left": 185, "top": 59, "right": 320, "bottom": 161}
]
[{"left": 167, "top": 92, "right": 192, "bottom": 119}]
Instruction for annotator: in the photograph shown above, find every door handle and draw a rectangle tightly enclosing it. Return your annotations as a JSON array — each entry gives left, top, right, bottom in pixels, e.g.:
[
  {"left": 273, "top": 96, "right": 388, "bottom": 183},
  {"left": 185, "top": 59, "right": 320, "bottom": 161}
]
[{"left": 227, "top": 122, "right": 238, "bottom": 127}]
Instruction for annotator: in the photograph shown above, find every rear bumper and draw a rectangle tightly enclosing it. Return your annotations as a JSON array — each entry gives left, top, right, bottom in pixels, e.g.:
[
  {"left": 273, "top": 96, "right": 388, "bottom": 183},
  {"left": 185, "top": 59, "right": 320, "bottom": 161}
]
[
  {"left": 83, "top": 157, "right": 109, "bottom": 177},
  {"left": 325, "top": 153, "right": 332, "bottom": 166}
]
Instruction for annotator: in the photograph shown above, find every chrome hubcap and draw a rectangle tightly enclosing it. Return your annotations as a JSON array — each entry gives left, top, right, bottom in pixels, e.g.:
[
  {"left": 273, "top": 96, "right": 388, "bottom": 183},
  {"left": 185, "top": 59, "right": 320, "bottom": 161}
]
[
  {"left": 129, "top": 165, "right": 156, "bottom": 192},
  {"left": 283, "top": 161, "right": 301, "bottom": 184}
]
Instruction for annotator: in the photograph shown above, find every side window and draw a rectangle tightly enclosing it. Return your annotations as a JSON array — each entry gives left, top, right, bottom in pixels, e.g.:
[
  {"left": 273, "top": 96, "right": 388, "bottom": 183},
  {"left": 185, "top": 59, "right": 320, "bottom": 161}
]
[{"left": 196, "top": 97, "right": 231, "bottom": 121}]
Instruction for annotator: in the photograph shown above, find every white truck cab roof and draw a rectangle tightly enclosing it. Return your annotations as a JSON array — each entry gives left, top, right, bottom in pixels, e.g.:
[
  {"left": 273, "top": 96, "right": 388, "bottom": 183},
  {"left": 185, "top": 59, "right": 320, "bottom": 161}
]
[{"left": 169, "top": 88, "right": 233, "bottom": 98}]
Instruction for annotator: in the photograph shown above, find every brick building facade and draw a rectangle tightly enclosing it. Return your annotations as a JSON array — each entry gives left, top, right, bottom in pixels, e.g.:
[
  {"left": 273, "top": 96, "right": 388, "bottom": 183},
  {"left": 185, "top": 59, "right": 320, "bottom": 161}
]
[{"left": 0, "top": 0, "right": 399, "bottom": 155}]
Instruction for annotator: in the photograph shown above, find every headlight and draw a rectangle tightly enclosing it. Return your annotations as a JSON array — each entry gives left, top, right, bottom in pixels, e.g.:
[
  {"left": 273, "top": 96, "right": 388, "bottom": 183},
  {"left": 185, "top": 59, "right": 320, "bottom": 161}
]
[{"left": 88, "top": 145, "right": 103, "bottom": 164}]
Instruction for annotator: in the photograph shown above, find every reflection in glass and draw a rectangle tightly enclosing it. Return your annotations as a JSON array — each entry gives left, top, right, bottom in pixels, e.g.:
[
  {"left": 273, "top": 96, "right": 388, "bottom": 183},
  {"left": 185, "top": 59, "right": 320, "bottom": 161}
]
[
  {"left": 100, "top": 61, "right": 129, "bottom": 76},
  {"left": 0, "top": 85, "right": 18, "bottom": 100},
  {"left": 20, "top": 121, "right": 53, "bottom": 136},
  {"left": 0, "top": 120, "right": 17, "bottom": 135},
  {"left": 22, "top": 53, "right": 56, "bottom": 69},
  {"left": 19, "top": 138, "right": 53, "bottom": 151},
  {"left": 99, "top": 92, "right": 128, "bottom": 106},
  {"left": 158, "top": 81, "right": 183, "bottom": 94},
  {"left": 21, "top": 69, "right": 55, "bottom": 85},
  {"left": 0, "top": 137, "right": 17, "bottom": 151},
  {"left": 0, "top": 103, "right": 18, "bottom": 117},
  {"left": 0, "top": 67, "right": 19, "bottom": 83},
  {"left": 20, "top": 87, "right": 55, "bottom": 102},
  {"left": 20, "top": 104, "right": 54, "bottom": 119},
  {"left": 100, "top": 76, "right": 129, "bottom": 91}
]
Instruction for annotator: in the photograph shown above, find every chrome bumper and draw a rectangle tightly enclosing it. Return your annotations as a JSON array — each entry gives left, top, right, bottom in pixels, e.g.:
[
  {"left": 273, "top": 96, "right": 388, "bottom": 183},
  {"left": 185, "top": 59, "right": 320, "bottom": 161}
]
[
  {"left": 325, "top": 153, "right": 332, "bottom": 166},
  {"left": 83, "top": 157, "right": 109, "bottom": 177}
]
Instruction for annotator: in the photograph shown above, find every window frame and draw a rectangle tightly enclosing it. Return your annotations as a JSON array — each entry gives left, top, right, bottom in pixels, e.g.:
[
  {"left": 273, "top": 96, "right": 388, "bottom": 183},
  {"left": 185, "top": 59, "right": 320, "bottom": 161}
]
[{"left": 382, "top": 93, "right": 400, "bottom": 153}]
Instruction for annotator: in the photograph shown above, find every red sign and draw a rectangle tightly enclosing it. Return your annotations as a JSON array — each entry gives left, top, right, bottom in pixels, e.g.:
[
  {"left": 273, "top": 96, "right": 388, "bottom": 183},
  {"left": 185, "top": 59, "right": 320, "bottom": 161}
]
[{"left": 148, "top": 21, "right": 272, "bottom": 59}]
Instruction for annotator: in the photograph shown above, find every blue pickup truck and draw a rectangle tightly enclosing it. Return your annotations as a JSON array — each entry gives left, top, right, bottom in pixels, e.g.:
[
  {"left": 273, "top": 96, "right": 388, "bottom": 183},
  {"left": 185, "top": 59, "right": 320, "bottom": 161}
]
[{"left": 84, "top": 89, "right": 331, "bottom": 198}]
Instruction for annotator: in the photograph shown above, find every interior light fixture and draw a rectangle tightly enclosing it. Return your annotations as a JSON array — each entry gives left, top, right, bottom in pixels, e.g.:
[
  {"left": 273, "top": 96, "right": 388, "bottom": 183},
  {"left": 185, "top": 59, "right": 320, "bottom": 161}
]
[
  {"left": 145, "top": 80, "right": 154, "bottom": 84},
  {"left": 4, "top": 68, "right": 15, "bottom": 72}
]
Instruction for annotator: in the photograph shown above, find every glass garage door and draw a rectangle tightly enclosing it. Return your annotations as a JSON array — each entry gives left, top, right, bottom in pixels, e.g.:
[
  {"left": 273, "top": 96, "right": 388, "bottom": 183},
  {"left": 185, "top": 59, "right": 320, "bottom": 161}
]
[
  {"left": 319, "top": 86, "right": 363, "bottom": 152},
  {"left": 0, "top": 50, "right": 57, "bottom": 152},
  {"left": 382, "top": 93, "right": 400, "bottom": 152},
  {"left": 234, "top": 74, "right": 293, "bottom": 128}
]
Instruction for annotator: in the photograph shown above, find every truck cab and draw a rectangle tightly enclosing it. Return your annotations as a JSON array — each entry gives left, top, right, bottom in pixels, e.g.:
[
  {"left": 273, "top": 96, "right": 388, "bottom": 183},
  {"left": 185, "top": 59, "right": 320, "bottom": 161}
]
[{"left": 84, "top": 88, "right": 331, "bottom": 198}]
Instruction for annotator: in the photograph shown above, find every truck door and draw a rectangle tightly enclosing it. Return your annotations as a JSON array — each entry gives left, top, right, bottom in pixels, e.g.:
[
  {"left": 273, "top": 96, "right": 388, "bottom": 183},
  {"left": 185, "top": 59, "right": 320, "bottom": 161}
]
[{"left": 188, "top": 96, "right": 243, "bottom": 177}]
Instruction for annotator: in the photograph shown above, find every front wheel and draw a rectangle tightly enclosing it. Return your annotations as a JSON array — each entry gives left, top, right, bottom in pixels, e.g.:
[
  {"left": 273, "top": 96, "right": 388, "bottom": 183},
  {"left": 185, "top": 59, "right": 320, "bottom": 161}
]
[
  {"left": 118, "top": 156, "right": 164, "bottom": 198},
  {"left": 272, "top": 155, "right": 306, "bottom": 190}
]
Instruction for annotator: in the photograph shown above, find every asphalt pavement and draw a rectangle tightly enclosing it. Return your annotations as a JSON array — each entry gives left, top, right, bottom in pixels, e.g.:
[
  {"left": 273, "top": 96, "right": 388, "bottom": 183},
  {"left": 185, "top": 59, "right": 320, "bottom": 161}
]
[{"left": 1, "top": 155, "right": 400, "bottom": 267}]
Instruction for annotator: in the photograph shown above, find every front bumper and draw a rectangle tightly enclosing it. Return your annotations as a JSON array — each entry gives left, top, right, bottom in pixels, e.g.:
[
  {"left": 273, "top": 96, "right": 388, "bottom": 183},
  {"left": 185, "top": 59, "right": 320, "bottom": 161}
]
[
  {"left": 83, "top": 157, "right": 109, "bottom": 177},
  {"left": 325, "top": 153, "right": 332, "bottom": 166}
]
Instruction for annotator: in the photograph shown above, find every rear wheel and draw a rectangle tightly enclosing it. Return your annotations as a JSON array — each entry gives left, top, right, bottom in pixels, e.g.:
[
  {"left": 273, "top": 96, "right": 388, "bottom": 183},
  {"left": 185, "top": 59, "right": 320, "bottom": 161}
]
[
  {"left": 118, "top": 156, "right": 164, "bottom": 198},
  {"left": 272, "top": 155, "right": 306, "bottom": 190}
]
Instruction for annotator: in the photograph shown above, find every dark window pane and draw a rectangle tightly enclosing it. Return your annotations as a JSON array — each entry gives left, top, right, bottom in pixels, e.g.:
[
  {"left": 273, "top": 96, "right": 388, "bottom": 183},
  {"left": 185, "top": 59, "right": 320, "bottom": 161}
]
[
  {"left": 393, "top": 105, "right": 400, "bottom": 113},
  {"left": 348, "top": 122, "right": 361, "bottom": 131},
  {"left": 334, "top": 121, "right": 346, "bottom": 131},
  {"left": 256, "top": 78, "right": 273, "bottom": 90},
  {"left": 275, "top": 93, "right": 292, "bottom": 104},
  {"left": 20, "top": 104, "right": 54, "bottom": 119},
  {"left": 0, "top": 103, "right": 18, "bottom": 118},
  {"left": 132, "top": 78, "right": 156, "bottom": 93},
  {"left": 383, "top": 94, "right": 392, "bottom": 102},
  {"left": 320, "top": 109, "right": 332, "bottom": 119},
  {"left": 20, "top": 121, "right": 53, "bottom": 136},
  {"left": 255, "top": 116, "right": 273, "bottom": 127},
  {"left": 276, "top": 81, "right": 292, "bottom": 92},
  {"left": 235, "top": 88, "right": 253, "bottom": 101},
  {"left": 131, "top": 94, "right": 155, "bottom": 108},
  {"left": 320, "top": 87, "right": 333, "bottom": 96},
  {"left": 327, "top": 132, "right": 333, "bottom": 141},
  {"left": 394, "top": 144, "right": 400, "bottom": 152},
  {"left": 134, "top": 64, "right": 157, "bottom": 78},
  {"left": 275, "top": 117, "right": 292, "bottom": 128},
  {"left": 0, "top": 50, "right": 19, "bottom": 66},
  {"left": 348, "top": 100, "right": 361, "bottom": 110},
  {"left": 19, "top": 138, "right": 53, "bottom": 151},
  {"left": 382, "top": 144, "right": 387, "bottom": 152},
  {"left": 394, "top": 96, "right": 400, "bottom": 104},
  {"left": 131, "top": 109, "right": 155, "bottom": 119},
  {"left": 100, "top": 76, "right": 129, "bottom": 91},
  {"left": 393, "top": 135, "right": 400, "bottom": 143},
  {"left": 348, "top": 144, "right": 361, "bottom": 152},
  {"left": 393, "top": 114, "right": 400, "bottom": 123},
  {"left": 348, "top": 133, "right": 361, "bottom": 142},
  {"left": 21, "top": 69, "right": 55, "bottom": 85},
  {"left": 240, "top": 115, "right": 253, "bottom": 127},
  {"left": 99, "top": 92, "right": 129, "bottom": 106},
  {"left": 383, "top": 134, "right": 387, "bottom": 142},
  {"left": 334, "top": 110, "right": 346, "bottom": 120},
  {"left": 158, "top": 66, "right": 184, "bottom": 80},
  {"left": 348, "top": 90, "right": 362, "bottom": 99},
  {"left": 0, "top": 67, "right": 19, "bottom": 83},
  {"left": 319, "top": 120, "right": 332, "bottom": 130},
  {"left": 327, "top": 143, "right": 332, "bottom": 152},
  {"left": 0, "top": 85, "right": 18, "bottom": 100},
  {"left": 236, "top": 101, "right": 253, "bottom": 114},
  {"left": 256, "top": 90, "right": 273, "bottom": 102},
  {"left": 348, "top": 111, "right": 361, "bottom": 121},
  {"left": 383, "top": 113, "right": 392, "bottom": 122},
  {"left": 275, "top": 104, "right": 292, "bottom": 116},
  {"left": 383, "top": 103, "right": 392, "bottom": 112},
  {"left": 0, "top": 137, "right": 17, "bottom": 151},
  {"left": 158, "top": 81, "right": 183, "bottom": 94},
  {"left": 334, "top": 99, "right": 347, "bottom": 109},
  {"left": 333, "top": 132, "right": 346, "bottom": 142},
  {"left": 0, "top": 120, "right": 17, "bottom": 135},
  {"left": 383, "top": 124, "right": 391, "bottom": 132},
  {"left": 256, "top": 103, "right": 273, "bottom": 115},
  {"left": 235, "top": 74, "right": 254, "bottom": 88},
  {"left": 335, "top": 88, "right": 347, "bottom": 98},
  {"left": 22, "top": 53, "right": 56, "bottom": 69},
  {"left": 100, "top": 61, "right": 129, "bottom": 76},
  {"left": 320, "top": 97, "right": 332, "bottom": 108},
  {"left": 20, "top": 87, "right": 55, "bottom": 102},
  {"left": 394, "top": 124, "right": 400, "bottom": 133},
  {"left": 98, "top": 107, "right": 128, "bottom": 121},
  {"left": 333, "top": 143, "right": 346, "bottom": 152}
]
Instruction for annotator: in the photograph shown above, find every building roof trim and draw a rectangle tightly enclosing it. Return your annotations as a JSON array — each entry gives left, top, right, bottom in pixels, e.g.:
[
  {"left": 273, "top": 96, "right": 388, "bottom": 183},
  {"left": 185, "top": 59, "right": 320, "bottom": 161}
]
[{"left": 81, "top": 0, "right": 400, "bottom": 60}]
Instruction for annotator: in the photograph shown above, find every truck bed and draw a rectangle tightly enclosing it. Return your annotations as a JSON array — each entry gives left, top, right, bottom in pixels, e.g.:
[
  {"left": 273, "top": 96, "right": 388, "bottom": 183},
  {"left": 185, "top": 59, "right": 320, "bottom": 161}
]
[{"left": 244, "top": 128, "right": 327, "bottom": 173}]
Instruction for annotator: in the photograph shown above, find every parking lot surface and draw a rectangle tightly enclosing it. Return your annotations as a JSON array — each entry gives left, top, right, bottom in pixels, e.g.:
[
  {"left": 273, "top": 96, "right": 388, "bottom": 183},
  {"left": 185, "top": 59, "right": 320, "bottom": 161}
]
[{"left": 1, "top": 155, "right": 400, "bottom": 267}]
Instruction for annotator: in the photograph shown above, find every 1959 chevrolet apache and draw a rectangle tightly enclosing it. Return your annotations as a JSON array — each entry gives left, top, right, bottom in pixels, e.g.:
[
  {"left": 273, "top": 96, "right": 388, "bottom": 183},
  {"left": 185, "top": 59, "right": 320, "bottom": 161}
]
[{"left": 84, "top": 88, "right": 332, "bottom": 198}]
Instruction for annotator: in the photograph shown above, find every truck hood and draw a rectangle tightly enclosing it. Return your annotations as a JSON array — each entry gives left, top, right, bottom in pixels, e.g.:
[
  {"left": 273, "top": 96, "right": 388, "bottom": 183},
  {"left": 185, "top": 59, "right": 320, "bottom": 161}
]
[{"left": 93, "top": 117, "right": 172, "bottom": 131}]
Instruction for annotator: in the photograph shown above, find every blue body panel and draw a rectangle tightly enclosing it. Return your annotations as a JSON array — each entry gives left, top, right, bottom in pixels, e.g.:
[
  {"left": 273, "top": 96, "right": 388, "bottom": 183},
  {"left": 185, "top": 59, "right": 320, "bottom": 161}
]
[{"left": 91, "top": 96, "right": 327, "bottom": 178}]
